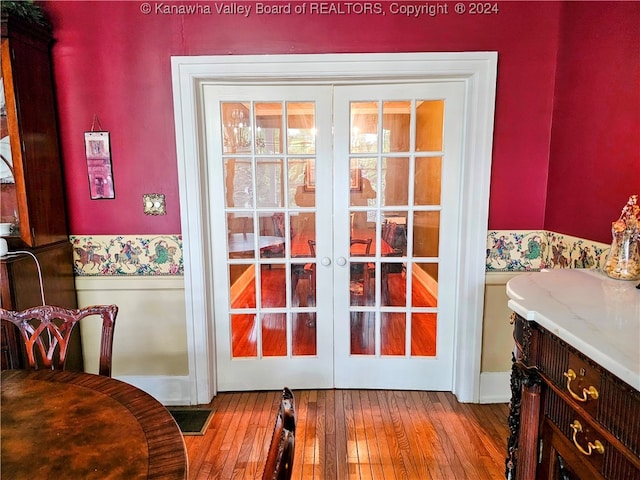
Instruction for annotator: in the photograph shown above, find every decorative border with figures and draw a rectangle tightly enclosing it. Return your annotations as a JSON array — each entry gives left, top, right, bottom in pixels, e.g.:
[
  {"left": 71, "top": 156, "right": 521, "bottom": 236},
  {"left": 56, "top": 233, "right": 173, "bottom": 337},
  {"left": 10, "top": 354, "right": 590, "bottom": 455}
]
[
  {"left": 71, "top": 235, "right": 183, "bottom": 276},
  {"left": 485, "top": 230, "right": 609, "bottom": 272},
  {"left": 70, "top": 231, "right": 610, "bottom": 277}
]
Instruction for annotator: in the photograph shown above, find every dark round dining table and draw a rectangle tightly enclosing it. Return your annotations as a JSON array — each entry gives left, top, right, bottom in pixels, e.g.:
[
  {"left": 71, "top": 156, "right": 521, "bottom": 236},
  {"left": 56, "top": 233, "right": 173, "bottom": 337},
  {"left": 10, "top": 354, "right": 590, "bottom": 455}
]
[{"left": 0, "top": 369, "right": 187, "bottom": 479}]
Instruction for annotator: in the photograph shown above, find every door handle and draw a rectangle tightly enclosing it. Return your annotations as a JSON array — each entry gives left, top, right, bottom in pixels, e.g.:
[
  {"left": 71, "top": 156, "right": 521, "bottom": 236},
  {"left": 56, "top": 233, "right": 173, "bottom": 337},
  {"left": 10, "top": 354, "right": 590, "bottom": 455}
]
[
  {"left": 336, "top": 257, "right": 347, "bottom": 266},
  {"left": 321, "top": 257, "right": 331, "bottom": 266}
]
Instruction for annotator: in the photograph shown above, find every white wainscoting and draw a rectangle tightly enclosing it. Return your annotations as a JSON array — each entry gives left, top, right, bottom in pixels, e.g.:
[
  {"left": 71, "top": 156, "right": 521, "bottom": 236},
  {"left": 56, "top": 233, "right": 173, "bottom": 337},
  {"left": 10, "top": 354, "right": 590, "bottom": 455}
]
[
  {"left": 116, "top": 375, "right": 194, "bottom": 406},
  {"left": 478, "top": 272, "right": 524, "bottom": 404},
  {"left": 74, "top": 269, "right": 521, "bottom": 405},
  {"left": 479, "top": 371, "right": 511, "bottom": 404},
  {"left": 75, "top": 275, "right": 194, "bottom": 405}
]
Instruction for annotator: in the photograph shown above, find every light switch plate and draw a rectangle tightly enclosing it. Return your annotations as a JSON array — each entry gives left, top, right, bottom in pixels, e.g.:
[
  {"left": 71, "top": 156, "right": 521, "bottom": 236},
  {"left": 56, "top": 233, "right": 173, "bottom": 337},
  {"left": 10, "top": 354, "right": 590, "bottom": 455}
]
[{"left": 143, "top": 193, "right": 166, "bottom": 215}]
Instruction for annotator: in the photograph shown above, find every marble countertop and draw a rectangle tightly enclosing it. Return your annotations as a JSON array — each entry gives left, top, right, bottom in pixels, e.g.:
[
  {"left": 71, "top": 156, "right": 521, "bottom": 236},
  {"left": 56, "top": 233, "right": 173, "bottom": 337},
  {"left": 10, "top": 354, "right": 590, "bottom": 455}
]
[{"left": 507, "top": 269, "right": 640, "bottom": 391}]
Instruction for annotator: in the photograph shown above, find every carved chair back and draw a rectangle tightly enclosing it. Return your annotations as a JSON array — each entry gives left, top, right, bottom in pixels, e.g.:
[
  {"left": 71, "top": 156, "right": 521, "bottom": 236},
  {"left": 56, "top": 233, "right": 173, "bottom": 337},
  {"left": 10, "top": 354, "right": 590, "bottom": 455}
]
[
  {"left": 0, "top": 304, "right": 118, "bottom": 377},
  {"left": 350, "top": 237, "right": 372, "bottom": 256},
  {"left": 263, "top": 387, "right": 296, "bottom": 480}
]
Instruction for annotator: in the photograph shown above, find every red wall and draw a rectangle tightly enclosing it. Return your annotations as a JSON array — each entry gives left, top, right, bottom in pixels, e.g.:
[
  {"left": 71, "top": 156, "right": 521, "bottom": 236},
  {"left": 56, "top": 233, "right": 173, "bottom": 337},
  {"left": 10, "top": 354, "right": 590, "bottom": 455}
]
[
  {"left": 546, "top": 2, "right": 640, "bottom": 243},
  {"left": 38, "top": 2, "right": 635, "bottom": 239}
]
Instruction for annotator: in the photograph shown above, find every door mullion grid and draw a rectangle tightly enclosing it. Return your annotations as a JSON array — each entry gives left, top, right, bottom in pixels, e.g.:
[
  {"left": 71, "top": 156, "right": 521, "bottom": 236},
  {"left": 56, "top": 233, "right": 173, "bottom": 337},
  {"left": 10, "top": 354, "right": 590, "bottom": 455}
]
[
  {"left": 282, "top": 137, "right": 293, "bottom": 358},
  {"left": 245, "top": 101, "right": 267, "bottom": 358},
  {"left": 404, "top": 99, "right": 419, "bottom": 357},
  {"left": 374, "top": 100, "right": 385, "bottom": 357},
  {"left": 284, "top": 152, "right": 294, "bottom": 359},
  {"left": 280, "top": 100, "right": 294, "bottom": 358}
]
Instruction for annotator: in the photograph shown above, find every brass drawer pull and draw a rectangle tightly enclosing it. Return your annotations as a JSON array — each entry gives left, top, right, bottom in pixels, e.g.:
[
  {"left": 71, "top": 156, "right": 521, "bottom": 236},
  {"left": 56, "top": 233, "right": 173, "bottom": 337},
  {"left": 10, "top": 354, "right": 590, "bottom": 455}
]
[
  {"left": 563, "top": 369, "right": 599, "bottom": 402},
  {"left": 570, "top": 420, "right": 604, "bottom": 456}
]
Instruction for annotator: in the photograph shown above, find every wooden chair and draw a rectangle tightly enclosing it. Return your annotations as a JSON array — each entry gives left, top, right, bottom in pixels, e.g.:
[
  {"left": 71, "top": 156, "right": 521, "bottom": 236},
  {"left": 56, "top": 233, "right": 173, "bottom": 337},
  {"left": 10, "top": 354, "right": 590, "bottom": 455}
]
[
  {"left": 263, "top": 387, "right": 296, "bottom": 480},
  {"left": 305, "top": 240, "right": 317, "bottom": 301},
  {"left": 382, "top": 220, "right": 397, "bottom": 246},
  {"left": 350, "top": 237, "right": 372, "bottom": 256},
  {"left": 291, "top": 240, "right": 316, "bottom": 309},
  {"left": 0, "top": 304, "right": 118, "bottom": 377},
  {"left": 262, "top": 213, "right": 286, "bottom": 259},
  {"left": 350, "top": 238, "right": 373, "bottom": 305},
  {"left": 382, "top": 220, "right": 405, "bottom": 273}
]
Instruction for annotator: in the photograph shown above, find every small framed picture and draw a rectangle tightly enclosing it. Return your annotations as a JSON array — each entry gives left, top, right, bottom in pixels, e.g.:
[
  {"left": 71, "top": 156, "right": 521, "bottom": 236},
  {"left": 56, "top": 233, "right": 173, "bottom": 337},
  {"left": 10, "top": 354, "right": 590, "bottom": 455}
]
[{"left": 85, "top": 131, "right": 115, "bottom": 199}]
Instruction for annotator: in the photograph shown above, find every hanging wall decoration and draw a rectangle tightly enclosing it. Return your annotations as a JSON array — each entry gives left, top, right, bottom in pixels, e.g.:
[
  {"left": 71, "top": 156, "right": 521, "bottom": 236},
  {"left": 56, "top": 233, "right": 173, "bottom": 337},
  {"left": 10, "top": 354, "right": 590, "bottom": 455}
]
[{"left": 85, "top": 115, "right": 115, "bottom": 199}]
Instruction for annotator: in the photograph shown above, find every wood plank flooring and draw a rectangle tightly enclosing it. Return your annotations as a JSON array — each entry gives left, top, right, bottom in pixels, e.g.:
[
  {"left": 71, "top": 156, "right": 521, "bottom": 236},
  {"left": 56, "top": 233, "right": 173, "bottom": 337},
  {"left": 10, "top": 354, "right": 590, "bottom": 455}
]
[
  {"left": 230, "top": 268, "right": 437, "bottom": 358},
  {"left": 184, "top": 389, "right": 510, "bottom": 479}
]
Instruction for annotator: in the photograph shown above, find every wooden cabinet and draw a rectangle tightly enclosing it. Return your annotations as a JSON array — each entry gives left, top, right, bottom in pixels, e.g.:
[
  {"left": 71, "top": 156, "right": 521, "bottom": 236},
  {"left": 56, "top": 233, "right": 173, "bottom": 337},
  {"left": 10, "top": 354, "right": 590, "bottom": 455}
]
[
  {"left": 507, "top": 314, "right": 640, "bottom": 479},
  {"left": 1, "top": 11, "right": 69, "bottom": 247},
  {"left": 0, "top": 11, "right": 82, "bottom": 371},
  {"left": 505, "top": 270, "right": 640, "bottom": 480}
]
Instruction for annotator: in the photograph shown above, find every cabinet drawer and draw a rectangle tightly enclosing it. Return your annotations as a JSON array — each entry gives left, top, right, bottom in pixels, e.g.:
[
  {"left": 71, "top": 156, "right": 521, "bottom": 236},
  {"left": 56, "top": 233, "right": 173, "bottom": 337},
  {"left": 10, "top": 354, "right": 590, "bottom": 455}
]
[
  {"left": 545, "top": 389, "right": 640, "bottom": 479},
  {"left": 535, "top": 324, "right": 640, "bottom": 457}
]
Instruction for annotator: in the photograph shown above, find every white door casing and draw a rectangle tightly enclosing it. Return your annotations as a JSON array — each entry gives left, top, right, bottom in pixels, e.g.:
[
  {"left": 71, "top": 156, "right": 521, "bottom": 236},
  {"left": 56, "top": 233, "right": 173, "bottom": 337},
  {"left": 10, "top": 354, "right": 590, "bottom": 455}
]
[{"left": 171, "top": 52, "right": 497, "bottom": 404}]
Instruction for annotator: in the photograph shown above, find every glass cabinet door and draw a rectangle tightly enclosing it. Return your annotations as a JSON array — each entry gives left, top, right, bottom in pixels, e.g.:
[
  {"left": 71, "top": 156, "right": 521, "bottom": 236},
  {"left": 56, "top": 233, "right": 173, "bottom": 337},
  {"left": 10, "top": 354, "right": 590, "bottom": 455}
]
[
  {"left": 1, "top": 17, "right": 69, "bottom": 248},
  {"left": 0, "top": 73, "right": 19, "bottom": 239}
]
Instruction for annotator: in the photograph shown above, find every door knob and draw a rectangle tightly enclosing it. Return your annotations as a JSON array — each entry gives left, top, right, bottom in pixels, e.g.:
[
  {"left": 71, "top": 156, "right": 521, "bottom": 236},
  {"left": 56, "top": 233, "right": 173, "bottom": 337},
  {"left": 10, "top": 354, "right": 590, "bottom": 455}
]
[
  {"left": 321, "top": 257, "right": 331, "bottom": 266},
  {"left": 336, "top": 257, "right": 347, "bottom": 266}
]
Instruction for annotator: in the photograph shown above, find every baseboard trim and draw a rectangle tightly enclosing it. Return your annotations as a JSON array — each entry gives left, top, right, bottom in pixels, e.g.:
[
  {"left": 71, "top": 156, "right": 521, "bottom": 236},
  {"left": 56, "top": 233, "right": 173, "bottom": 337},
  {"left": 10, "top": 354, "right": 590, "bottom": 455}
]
[
  {"left": 479, "top": 371, "right": 511, "bottom": 404},
  {"left": 117, "top": 372, "right": 512, "bottom": 406}
]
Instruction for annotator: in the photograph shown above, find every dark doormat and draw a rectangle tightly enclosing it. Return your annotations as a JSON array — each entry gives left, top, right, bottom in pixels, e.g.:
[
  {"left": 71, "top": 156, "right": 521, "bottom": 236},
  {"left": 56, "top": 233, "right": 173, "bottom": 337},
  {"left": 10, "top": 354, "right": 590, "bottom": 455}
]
[{"left": 168, "top": 408, "right": 214, "bottom": 436}]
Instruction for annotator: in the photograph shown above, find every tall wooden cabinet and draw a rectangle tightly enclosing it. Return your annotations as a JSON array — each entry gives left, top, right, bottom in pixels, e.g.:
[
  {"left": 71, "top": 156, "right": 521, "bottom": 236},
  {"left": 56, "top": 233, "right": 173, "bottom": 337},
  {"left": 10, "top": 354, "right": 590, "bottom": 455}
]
[{"left": 0, "top": 11, "right": 82, "bottom": 371}]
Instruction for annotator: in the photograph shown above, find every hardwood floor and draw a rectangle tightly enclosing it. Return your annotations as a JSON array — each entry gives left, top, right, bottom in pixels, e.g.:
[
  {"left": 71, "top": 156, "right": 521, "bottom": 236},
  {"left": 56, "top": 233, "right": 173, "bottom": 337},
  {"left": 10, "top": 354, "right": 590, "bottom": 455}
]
[
  {"left": 184, "top": 389, "right": 510, "bottom": 479},
  {"left": 231, "top": 267, "right": 437, "bottom": 358}
]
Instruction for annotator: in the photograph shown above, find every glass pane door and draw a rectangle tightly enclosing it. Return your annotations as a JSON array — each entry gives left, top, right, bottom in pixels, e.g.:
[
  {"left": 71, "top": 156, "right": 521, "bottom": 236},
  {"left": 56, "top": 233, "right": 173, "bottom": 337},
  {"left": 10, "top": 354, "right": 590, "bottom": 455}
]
[
  {"left": 333, "top": 83, "right": 465, "bottom": 390},
  {"left": 204, "top": 81, "right": 465, "bottom": 392},
  {"left": 204, "top": 85, "right": 334, "bottom": 391}
]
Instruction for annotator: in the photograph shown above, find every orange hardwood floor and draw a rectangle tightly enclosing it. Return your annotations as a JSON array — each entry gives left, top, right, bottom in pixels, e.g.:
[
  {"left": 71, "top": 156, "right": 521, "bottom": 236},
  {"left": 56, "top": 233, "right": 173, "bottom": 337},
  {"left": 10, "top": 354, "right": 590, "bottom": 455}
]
[
  {"left": 199, "top": 268, "right": 507, "bottom": 479},
  {"left": 230, "top": 267, "right": 437, "bottom": 357},
  {"left": 184, "top": 389, "right": 510, "bottom": 479}
]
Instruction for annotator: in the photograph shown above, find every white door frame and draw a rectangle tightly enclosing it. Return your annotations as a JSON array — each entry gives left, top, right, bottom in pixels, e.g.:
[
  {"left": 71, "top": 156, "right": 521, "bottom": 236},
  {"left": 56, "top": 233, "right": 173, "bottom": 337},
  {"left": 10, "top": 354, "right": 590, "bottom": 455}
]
[{"left": 171, "top": 52, "right": 497, "bottom": 404}]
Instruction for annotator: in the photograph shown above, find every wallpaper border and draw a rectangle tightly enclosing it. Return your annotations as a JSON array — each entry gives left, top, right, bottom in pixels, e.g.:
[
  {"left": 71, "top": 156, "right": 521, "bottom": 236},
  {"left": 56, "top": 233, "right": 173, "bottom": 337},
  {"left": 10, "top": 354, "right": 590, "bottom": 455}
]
[
  {"left": 71, "top": 235, "right": 183, "bottom": 276},
  {"left": 70, "top": 231, "right": 610, "bottom": 277},
  {"left": 485, "top": 230, "right": 609, "bottom": 272}
]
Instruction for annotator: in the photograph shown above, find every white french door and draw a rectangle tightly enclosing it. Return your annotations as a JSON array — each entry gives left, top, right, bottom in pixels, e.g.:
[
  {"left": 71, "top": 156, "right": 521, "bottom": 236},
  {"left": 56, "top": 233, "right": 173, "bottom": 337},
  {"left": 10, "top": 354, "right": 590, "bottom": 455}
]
[
  {"left": 204, "top": 81, "right": 465, "bottom": 391},
  {"left": 333, "top": 83, "right": 464, "bottom": 389},
  {"left": 204, "top": 85, "right": 335, "bottom": 390}
]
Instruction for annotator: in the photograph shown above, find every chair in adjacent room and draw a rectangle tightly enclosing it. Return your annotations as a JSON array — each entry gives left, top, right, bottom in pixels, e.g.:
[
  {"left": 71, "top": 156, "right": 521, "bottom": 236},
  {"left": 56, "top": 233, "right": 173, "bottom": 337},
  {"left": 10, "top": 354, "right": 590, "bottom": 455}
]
[
  {"left": 263, "top": 387, "right": 296, "bottom": 480},
  {"left": 349, "top": 238, "right": 373, "bottom": 304},
  {"left": 349, "top": 238, "right": 374, "bottom": 350},
  {"left": 262, "top": 213, "right": 287, "bottom": 260},
  {"left": 380, "top": 223, "right": 405, "bottom": 304},
  {"left": 0, "top": 304, "right": 119, "bottom": 377},
  {"left": 291, "top": 240, "right": 317, "bottom": 309},
  {"left": 350, "top": 237, "right": 372, "bottom": 256},
  {"left": 382, "top": 220, "right": 397, "bottom": 247},
  {"left": 305, "top": 239, "right": 317, "bottom": 300}
]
